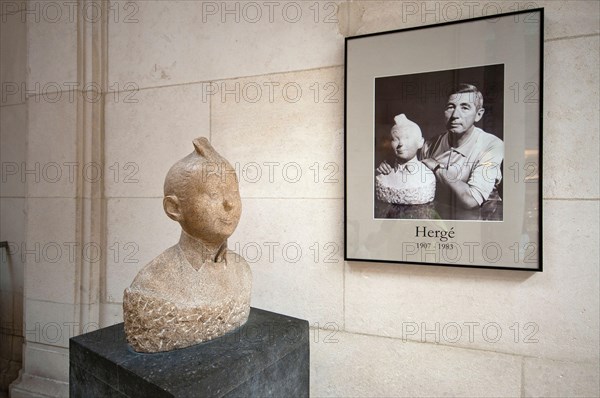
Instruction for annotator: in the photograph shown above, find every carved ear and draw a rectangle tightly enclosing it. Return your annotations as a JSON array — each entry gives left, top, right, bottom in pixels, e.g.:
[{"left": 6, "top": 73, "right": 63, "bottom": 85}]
[
  {"left": 163, "top": 195, "right": 182, "bottom": 222},
  {"left": 417, "top": 136, "right": 425, "bottom": 149},
  {"left": 192, "top": 137, "right": 212, "bottom": 157}
]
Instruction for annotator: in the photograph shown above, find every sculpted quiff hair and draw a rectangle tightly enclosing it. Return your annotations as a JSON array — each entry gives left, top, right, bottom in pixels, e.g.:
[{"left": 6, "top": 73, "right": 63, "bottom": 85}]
[{"left": 163, "top": 138, "right": 234, "bottom": 200}]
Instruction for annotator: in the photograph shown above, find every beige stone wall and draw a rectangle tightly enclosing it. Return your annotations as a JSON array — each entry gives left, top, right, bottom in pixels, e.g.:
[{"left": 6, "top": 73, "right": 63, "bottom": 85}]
[{"left": 2, "top": 1, "right": 599, "bottom": 397}]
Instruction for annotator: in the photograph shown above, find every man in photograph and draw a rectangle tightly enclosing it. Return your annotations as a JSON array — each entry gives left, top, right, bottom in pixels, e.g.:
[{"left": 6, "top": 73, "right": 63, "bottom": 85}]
[{"left": 377, "top": 83, "right": 504, "bottom": 210}]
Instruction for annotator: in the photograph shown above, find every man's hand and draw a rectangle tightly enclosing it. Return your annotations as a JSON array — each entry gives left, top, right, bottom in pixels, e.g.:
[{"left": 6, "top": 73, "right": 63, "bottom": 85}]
[{"left": 376, "top": 161, "right": 393, "bottom": 175}]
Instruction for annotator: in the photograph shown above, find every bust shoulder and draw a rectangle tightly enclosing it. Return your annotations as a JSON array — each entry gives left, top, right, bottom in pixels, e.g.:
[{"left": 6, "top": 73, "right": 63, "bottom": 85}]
[
  {"left": 128, "top": 245, "right": 181, "bottom": 290},
  {"left": 225, "top": 249, "right": 252, "bottom": 276}
]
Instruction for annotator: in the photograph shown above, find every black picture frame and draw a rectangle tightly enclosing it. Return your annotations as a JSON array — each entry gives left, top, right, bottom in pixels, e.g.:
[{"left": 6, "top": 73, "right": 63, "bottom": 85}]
[{"left": 344, "top": 9, "right": 543, "bottom": 271}]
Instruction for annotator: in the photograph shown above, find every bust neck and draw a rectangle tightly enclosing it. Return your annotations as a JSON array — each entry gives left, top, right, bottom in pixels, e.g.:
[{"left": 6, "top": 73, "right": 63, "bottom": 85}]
[
  {"left": 178, "top": 230, "right": 227, "bottom": 270},
  {"left": 394, "top": 156, "right": 418, "bottom": 169}
]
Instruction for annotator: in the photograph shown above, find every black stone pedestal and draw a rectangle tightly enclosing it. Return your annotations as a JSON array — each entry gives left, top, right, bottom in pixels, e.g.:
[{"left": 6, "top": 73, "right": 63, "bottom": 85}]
[{"left": 69, "top": 308, "right": 309, "bottom": 397}]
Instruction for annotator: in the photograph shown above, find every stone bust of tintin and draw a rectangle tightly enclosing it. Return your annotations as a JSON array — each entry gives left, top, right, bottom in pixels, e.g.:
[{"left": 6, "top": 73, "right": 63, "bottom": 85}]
[
  {"left": 375, "top": 114, "right": 436, "bottom": 205},
  {"left": 123, "top": 138, "right": 252, "bottom": 353}
]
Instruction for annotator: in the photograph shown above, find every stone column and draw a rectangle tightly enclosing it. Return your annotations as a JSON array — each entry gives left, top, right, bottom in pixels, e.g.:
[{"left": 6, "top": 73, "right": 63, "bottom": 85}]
[{"left": 10, "top": 1, "right": 106, "bottom": 396}]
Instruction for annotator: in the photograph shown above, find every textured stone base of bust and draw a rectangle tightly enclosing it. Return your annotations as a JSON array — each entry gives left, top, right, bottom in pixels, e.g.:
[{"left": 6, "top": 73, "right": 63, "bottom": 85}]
[
  {"left": 375, "top": 168, "right": 436, "bottom": 205},
  {"left": 123, "top": 289, "right": 250, "bottom": 353}
]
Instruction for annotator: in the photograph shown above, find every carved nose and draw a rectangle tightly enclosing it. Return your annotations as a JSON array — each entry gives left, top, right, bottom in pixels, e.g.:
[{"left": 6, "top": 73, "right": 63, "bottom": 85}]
[{"left": 223, "top": 199, "right": 234, "bottom": 211}]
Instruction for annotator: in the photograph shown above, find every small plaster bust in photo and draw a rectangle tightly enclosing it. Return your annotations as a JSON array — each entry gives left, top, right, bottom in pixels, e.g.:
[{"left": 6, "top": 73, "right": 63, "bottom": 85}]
[
  {"left": 375, "top": 114, "right": 436, "bottom": 205},
  {"left": 123, "top": 137, "right": 252, "bottom": 353}
]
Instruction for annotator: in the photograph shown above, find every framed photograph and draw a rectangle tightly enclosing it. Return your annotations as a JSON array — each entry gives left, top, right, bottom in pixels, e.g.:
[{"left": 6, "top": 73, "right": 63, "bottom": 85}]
[{"left": 344, "top": 9, "right": 543, "bottom": 271}]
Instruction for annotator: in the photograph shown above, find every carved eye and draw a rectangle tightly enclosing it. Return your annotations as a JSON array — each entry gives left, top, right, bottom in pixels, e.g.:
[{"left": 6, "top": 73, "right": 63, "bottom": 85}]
[{"left": 209, "top": 192, "right": 219, "bottom": 200}]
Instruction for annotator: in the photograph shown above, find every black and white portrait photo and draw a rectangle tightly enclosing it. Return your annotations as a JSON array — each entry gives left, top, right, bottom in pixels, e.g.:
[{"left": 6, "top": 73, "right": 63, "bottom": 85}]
[
  {"left": 346, "top": 10, "right": 542, "bottom": 269},
  {"left": 374, "top": 64, "right": 505, "bottom": 221}
]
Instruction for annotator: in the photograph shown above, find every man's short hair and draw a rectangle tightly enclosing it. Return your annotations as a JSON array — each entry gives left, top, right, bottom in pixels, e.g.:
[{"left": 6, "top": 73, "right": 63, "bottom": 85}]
[{"left": 449, "top": 83, "right": 484, "bottom": 110}]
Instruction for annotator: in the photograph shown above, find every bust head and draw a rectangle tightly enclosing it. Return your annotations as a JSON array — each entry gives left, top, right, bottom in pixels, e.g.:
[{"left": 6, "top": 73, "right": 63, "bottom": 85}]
[
  {"left": 163, "top": 138, "right": 241, "bottom": 245},
  {"left": 390, "top": 114, "right": 424, "bottom": 164}
]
